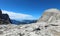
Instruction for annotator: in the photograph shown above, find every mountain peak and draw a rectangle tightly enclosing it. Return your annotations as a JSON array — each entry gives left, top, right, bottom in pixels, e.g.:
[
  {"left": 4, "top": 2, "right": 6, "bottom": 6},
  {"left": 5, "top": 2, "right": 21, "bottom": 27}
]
[
  {"left": 38, "top": 8, "right": 60, "bottom": 23},
  {"left": 44, "top": 8, "right": 60, "bottom": 13}
]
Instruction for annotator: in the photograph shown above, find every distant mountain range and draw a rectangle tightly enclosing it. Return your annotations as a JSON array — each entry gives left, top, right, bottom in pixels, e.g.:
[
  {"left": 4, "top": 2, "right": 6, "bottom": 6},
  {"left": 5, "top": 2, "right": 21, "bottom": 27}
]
[{"left": 11, "top": 19, "right": 37, "bottom": 25}]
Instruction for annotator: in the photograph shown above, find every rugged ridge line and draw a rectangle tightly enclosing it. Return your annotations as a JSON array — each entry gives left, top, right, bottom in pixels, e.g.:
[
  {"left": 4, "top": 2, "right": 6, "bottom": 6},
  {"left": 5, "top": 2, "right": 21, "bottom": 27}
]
[{"left": 0, "top": 9, "right": 11, "bottom": 24}]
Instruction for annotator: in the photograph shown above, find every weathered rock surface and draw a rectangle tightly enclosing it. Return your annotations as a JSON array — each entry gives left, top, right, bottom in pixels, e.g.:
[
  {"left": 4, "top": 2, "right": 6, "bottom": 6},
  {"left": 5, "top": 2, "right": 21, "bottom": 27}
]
[
  {"left": 0, "top": 22, "right": 60, "bottom": 36},
  {"left": 38, "top": 8, "right": 60, "bottom": 23},
  {"left": 0, "top": 9, "right": 11, "bottom": 24},
  {"left": 0, "top": 23, "right": 47, "bottom": 36}
]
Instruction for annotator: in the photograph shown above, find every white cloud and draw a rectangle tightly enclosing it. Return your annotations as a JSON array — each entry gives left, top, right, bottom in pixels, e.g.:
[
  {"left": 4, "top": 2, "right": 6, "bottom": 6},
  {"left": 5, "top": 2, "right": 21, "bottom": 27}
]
[{"left": 2, "top": 10, "right": 36, "bottom": 20}]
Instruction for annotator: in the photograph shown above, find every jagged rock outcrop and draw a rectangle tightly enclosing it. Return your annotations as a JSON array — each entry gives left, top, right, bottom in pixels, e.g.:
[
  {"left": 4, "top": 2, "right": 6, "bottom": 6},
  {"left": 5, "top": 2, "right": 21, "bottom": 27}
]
[{"left": 0, "top": 9, "right": 11, "bottom": 24}]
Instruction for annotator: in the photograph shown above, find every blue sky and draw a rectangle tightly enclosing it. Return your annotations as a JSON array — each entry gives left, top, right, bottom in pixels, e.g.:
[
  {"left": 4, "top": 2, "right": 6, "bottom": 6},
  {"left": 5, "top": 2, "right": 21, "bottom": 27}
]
[{"left": 0, "top": 0, "right": 60, "bottom": 20}]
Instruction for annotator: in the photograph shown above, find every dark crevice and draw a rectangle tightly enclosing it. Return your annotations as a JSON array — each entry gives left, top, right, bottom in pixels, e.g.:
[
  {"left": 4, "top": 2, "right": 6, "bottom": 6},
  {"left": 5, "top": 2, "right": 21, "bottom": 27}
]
[
  {"left": 50, "top": 24, "right": 58, "bottom": 26},
  {"left": 33, "top": 28, "right": 41, "bottom": 31}
]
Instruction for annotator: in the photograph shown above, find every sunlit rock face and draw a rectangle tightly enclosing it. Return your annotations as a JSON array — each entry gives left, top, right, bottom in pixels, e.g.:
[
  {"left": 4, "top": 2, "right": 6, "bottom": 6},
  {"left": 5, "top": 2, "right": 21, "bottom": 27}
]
[{"left": 38, "top": 8, "right": 60, "bottom": 23}]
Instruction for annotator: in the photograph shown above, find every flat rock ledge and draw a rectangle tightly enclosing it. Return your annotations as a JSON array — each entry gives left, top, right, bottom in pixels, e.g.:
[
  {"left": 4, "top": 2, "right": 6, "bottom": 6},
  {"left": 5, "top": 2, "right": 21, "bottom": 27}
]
[{"left": 0, "top": 22, "right": 60, "bottom": 36}]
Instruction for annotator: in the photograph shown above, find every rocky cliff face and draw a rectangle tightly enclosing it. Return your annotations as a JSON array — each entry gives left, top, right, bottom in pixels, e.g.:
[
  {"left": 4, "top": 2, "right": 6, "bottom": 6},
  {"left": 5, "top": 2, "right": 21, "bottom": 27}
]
[{"left": 0, "top": 9, "right": 11, "bottom": 24}]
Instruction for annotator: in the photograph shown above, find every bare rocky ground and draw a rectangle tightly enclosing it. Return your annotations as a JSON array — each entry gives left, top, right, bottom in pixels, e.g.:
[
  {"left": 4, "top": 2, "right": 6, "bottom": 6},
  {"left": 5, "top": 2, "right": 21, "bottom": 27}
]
[{"left": 0, "top": 22, "right": 60, "bottom": 36}]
